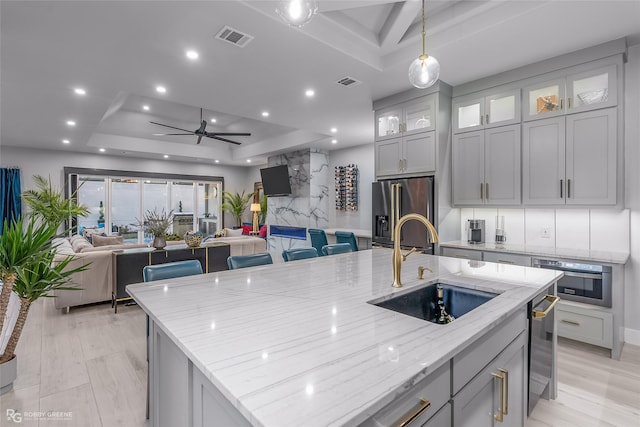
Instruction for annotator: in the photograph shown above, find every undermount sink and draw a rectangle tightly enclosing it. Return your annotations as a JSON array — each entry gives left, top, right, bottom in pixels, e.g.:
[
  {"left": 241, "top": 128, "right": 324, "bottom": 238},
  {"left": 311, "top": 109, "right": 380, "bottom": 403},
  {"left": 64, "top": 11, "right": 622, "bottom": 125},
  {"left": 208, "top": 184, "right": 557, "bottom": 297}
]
[{"left": 371, "top": 283, "right": 498, "bottom": 324}]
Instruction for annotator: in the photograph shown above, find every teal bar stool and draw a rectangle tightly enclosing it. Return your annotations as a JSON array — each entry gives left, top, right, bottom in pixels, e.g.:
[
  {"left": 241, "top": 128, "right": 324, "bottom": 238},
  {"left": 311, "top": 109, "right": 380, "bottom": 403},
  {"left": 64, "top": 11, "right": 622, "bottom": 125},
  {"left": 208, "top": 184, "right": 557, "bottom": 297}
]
[
  {"left": 308, "top": 229, "right": 328, "bottom": 256},
  {"left": 143, "top": 260, "right": 203, "bottom": 282},
  {"left": 282, "top": 247, "right": 318, "bottom": 262},
  {"left": 335, "top": 231, "right": 358, "bottom": 251},
  {"left": 322, "top": 243, "right": 353, "bottom": 256},
  {"left": 227, "top": 253, "right": 273, "bottom": 269}
]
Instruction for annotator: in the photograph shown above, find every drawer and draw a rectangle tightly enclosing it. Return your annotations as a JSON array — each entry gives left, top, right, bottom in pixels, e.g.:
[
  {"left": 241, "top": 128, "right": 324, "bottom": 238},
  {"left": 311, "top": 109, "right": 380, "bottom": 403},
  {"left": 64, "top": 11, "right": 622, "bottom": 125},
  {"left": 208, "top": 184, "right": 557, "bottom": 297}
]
[
  {"left": 482, "top": 251, "right": 531, "bottom": 267},
  {"left": 359, "top": 362, "right": 450, "bottom": 427},
  {"left": 422, "top": 402, "right": 451, "bottom": 427},
  {"left": 452, "top": 307, "right": 526, "bottom": 394},
  {"left": 556, "top": 301, "right": 613, "bottom": 348},
  {"left": 441, "top": 247, "right": 482, "bottom": 261}
]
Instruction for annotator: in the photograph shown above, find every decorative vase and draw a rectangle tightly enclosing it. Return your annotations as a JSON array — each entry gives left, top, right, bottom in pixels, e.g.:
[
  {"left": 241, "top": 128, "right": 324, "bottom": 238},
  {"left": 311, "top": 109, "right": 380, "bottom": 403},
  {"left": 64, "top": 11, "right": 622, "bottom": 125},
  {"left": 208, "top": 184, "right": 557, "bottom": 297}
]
[
  {"left": 0, "top": 355, "right": 17, "bottom": 395},
  {"left": 152, "top": 235, "right": 166, "bottom": 250},
  {"left": 184, "top": 230, "right": 203, "bottom": 247}
]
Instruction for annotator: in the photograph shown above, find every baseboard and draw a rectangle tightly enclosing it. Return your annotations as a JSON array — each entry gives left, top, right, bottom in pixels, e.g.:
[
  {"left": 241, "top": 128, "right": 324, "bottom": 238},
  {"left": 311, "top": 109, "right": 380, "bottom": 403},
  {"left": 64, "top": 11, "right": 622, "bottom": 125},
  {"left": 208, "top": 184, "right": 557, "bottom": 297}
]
[{"left": 625, "top": 328, "right": 640, "bottom": 346}]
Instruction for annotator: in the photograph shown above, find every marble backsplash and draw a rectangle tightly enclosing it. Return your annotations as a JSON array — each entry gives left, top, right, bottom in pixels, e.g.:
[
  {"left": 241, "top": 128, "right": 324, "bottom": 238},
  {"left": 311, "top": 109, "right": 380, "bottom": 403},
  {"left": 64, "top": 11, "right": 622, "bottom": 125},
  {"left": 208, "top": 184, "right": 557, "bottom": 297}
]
[{"left": 266, "top": 149, "right": 329, "bottom": 257}]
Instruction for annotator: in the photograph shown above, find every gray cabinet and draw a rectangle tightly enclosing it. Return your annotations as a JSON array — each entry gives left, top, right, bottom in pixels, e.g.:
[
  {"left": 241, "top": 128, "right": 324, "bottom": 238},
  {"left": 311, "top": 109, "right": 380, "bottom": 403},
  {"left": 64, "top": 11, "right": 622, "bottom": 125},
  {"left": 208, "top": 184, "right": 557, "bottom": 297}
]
[
  {"left": 375, "top": 131, "right": 436, "bottom": 177},
  {"left": 453, "top": 332, "right": 526, "bottom": 427},
  {"left": 453, "top": 89, "right": 520, "bottom": 133},
  {"left": 523, "top": 108, "right": 616, "bottom": 205},
  {"left": 453, "top": 124, "right": 521, "bottom": 206},
  {"left": 376, "top": 95, "right": 436, "bottom": 140}
]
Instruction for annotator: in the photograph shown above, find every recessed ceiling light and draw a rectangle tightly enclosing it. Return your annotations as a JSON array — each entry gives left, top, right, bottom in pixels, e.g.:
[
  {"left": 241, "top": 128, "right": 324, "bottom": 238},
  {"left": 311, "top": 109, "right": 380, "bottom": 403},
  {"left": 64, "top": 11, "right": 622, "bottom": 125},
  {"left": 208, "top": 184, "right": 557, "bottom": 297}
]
[
  {"left": 62, "top": 139, "right": 70, "bottom": 144},
  {"left": 99, "top": 148, "right": 106, "bottom": 152},
  {"left": 156, "top": 85, "right": 167, "bottom": 94},
  {"left": 305, "top": 89, "right": 315, "bottom": 97},
  {"left": 163, "top": 154, "right": 169, "bottom": 159},
  {"left": 142, "top": 105, "right": 150, "bottom": 111},
  {"left": 214, "top": 159, "right": 220, "bottom": 163},
  {"left": 246, "top": 159, "right": 252, "bottom": 163},
  {"left": 331, "top": 139, "right": 338, "bottom": 144},
  {"left": 331, "top": 127, "right": 337, "bottom": 133},
  {"left": 186, "top": 50, "right": 199, "bottom": 60},
  {"left": 66, "top": 120, "right": 76, "bottom": 126},
  {"left": 74, "top": 88, "right": 86, "bottom": 95},
  {"left": 261, "top": 111, "right": 269, "bottom": 117},
  {"left": 210, "top": 118, "right": 217, "bottom": 123}
]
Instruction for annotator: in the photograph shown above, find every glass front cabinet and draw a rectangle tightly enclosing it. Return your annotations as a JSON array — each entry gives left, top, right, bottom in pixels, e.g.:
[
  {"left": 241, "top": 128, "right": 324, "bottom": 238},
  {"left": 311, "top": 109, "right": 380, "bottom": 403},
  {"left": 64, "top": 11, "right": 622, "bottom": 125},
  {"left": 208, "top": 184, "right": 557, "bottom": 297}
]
[
  {"left": 375, "top": 95, "right": 435, "bottom": 140},
  {"left": 523, "top": 64, "right": 617, "bottom": 121},
  {"left": 453, "top": 89, "right": 520, "bottom": 133}
]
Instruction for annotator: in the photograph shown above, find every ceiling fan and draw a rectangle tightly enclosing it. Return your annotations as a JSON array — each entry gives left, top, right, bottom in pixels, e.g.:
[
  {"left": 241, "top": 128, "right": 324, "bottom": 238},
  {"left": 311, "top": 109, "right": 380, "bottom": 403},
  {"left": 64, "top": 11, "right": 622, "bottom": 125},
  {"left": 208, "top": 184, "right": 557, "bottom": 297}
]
[{"left": 150, "top": 108, "right": 250, "bottom": 145}]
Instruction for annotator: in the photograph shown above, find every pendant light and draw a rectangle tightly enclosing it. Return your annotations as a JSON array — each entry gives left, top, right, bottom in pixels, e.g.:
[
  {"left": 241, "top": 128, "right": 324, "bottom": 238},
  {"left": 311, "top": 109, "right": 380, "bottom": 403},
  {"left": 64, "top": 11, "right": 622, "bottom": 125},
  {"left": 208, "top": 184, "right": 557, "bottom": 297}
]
[
  {"left": 276, "top": 0, "right": 318, "bottom": 28},
  {"left": 408, "top": 0, "right": 440, "bottom": 89}
]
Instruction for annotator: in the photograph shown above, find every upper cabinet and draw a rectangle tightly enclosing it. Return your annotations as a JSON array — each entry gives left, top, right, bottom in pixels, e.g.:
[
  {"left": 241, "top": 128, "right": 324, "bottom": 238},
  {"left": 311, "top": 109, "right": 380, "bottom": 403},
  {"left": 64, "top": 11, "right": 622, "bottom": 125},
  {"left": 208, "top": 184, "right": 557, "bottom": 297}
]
[
  {"left": 523, "top": 64, "right": 617, "bottom": 121},
  {"left": 376, "top": 95, "right": 436, "bottom": 141},
  {"left": 453, "top": 88, "right": 520, "bottom": 133}
]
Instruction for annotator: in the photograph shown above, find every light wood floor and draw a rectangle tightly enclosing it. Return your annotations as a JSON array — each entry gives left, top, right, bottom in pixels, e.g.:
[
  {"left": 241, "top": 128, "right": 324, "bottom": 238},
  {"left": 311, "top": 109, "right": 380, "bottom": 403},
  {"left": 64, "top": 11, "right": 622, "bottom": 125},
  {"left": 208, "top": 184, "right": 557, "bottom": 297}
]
[{"left": 2, "top": 298, "right": 639, "bottom": 426}]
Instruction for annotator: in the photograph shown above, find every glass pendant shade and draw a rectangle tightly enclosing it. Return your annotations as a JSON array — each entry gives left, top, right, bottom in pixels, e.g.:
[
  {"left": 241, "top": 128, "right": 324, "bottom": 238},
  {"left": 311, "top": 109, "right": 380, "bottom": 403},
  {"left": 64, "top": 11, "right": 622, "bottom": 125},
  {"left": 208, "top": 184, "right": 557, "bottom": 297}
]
[
  {"left": 408, "top": 54, "right": 440, "bottom": 89},
  {"left": 276, "top": 0, "right": 318, "bottom": 28}
]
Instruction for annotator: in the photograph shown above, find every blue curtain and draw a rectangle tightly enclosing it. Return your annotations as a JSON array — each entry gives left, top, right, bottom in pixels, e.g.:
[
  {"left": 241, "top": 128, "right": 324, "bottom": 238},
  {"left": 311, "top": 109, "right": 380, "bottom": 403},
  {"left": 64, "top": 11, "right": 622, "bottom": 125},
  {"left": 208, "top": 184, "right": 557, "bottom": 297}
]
[{"left": 1, "top": 168, "right": 22, "bottom": 227}]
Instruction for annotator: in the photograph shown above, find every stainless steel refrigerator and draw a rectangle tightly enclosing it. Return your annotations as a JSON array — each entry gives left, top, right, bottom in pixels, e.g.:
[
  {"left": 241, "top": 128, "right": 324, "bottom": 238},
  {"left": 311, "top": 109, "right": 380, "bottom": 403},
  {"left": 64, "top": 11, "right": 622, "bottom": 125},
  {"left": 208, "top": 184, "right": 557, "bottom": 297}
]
[{"left": 372, "top": 177, "right": 435, "bottom": 252}]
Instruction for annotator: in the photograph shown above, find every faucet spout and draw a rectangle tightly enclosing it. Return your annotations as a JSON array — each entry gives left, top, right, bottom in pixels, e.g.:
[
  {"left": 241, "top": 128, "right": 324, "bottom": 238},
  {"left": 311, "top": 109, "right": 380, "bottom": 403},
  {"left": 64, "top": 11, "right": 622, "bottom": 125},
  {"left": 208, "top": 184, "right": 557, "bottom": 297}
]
[{"left": 392, "top": 214, "right": 439, "bottom": 288}]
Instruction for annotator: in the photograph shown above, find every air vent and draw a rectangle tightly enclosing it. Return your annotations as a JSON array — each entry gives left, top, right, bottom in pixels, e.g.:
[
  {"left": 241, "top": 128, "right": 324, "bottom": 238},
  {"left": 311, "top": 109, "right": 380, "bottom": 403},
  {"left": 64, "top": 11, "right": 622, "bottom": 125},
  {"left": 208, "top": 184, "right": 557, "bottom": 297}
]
[
  {"left": 336, "top": 76, "right": 362, "bottom": 87},
  {"left": 216, "top": 26, "right": 254, "bottom": 48}
]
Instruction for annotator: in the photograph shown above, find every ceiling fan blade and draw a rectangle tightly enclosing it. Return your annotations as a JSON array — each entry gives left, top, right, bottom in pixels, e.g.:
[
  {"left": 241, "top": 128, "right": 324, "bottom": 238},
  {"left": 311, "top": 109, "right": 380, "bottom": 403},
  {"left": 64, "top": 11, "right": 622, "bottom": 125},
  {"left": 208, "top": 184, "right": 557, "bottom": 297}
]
[
  {"left": 150, "top": 121, "right": 194, "bottom": 133},
  {"left": 196, "top": 134, "right": 204, "bottom": 145},
  {"left": 152, "top": 133, "right": 193, "bottom": 136},
  {"left": 196, "top": 120, "right": 207, "bottom": 134},
  {"left": 206, "top": 134, "right": 242, "bottom": 145},
  {"left": 206, "top": 132, "right": 252, "bottom": 136}
]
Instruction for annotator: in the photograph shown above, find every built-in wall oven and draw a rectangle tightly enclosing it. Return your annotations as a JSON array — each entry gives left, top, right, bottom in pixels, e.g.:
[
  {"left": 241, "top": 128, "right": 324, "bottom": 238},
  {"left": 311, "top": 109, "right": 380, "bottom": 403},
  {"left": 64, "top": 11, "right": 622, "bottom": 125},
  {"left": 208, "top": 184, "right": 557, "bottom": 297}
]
[{"left": 532, "top": 259, "right": 612, "bottom": 307}]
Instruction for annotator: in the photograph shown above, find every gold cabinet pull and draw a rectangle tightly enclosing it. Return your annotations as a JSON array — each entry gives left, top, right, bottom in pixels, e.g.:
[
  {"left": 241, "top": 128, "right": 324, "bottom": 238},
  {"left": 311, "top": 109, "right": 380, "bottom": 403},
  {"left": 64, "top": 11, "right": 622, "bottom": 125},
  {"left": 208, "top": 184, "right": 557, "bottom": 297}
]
[
  {"left": 492, "top": 372, "right": 505, "bottom": 422},
  {"left": 485, "top": 183, "right": 489, "bottom": 200},
  {"left": 561, "top": 319, "right": 580, "bottom": 326},
  {"left": 486, "top": 114, "right": 490, "bottom": 124},
  {"left": 394, "top": 398, "right": 431, "bottom": 427},
  {"left": 480, "top": 115, "right": 484, "bottom": 125},
  {"left": 532, "top": 295, "right": 560, "bottom": 319},
  {"left": 560, "top": 98, "right": 564, "bottom": 110},
  {"left": 560, "top": 179, "right": 564, "bottom": 198},
  {"left": 568, "top": 97, "right": 572, "bottom": 109},
  {"left": 480, "top": 183, "right": 484, "bottom": 200},
  {"left": 499, "top": 368, "right": 509, "bottom": 415},
  {"left": 567, "top": 179, "right": 571, "bottom": 198}
]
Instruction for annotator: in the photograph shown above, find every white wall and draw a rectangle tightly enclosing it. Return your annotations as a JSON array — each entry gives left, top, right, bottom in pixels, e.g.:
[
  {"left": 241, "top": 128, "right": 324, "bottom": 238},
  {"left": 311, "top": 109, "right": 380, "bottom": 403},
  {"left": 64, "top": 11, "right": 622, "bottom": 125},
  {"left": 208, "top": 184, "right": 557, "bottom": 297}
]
[
  {"left": 624, "top": 43, "right": 640, "bottom": 344},
  {"left": 0, "top": 146, "right": 255, "bottom": 227},
  {"left": 327, "top": 144, "right": 374, "bottom": 230}
]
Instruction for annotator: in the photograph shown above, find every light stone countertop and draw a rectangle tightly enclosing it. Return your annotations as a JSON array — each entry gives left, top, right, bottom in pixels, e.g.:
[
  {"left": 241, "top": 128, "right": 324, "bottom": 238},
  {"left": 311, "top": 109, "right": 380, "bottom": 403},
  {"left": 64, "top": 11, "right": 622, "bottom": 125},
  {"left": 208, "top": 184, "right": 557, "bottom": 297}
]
[
  {"left": 440, "top": 240, "right": 630, "bottom": 265},
  {"left": 127, "top": 248, "right": 562, "bottom": 427}
]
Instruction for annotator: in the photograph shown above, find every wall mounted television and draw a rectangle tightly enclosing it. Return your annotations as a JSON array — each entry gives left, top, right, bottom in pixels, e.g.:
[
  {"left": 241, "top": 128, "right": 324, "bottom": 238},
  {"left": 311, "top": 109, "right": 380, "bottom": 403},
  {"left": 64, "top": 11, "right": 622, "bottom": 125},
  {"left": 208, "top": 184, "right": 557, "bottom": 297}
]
[{"left": 260, "top": 165, "right": 292, "bottom": 197}]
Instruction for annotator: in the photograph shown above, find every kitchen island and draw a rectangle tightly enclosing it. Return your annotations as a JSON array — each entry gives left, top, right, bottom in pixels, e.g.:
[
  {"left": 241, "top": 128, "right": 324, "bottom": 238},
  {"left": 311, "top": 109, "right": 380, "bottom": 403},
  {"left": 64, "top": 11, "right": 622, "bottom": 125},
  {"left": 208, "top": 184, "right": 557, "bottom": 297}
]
[{"left": 127, "top": 248, "right": 562, "bottom": 427}]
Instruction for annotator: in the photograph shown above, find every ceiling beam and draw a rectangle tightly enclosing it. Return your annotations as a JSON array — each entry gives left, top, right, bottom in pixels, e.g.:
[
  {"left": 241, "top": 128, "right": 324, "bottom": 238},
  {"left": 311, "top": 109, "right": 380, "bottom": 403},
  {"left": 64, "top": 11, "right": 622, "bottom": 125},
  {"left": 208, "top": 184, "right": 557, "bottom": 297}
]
[{"left": 379, "top": 1, "right": 421, "bottom": 52}]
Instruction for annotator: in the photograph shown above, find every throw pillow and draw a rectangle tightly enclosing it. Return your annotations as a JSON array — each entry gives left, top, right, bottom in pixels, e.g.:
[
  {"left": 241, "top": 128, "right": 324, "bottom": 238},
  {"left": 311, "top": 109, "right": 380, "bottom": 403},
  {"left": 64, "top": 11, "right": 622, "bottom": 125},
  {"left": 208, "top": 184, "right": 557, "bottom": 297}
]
[
  {"left": 241, "top": 225, "right": 253, "bottom": 235},
  {"left": 71, "top": 236, "right": 94, "bottom": 253},
  {"left": 259, "top": 225, "right": 267, "bottom": 238},
  {"left": 92, "top": 234, "right": 124, "bottom": 247},
  {"left": 82, "top": 227, "right": 106, "bottom": 244},
  {"left": 225, "top": 228, "right": 243, "bottom": 237}
]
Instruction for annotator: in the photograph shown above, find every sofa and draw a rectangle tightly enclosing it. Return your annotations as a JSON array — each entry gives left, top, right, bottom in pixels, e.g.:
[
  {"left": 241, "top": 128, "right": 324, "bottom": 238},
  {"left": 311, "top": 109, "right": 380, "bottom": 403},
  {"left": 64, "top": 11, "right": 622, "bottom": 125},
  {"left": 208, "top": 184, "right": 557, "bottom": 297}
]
[{"left": 51, "top": 232, "right": 267, "bottom": 311}]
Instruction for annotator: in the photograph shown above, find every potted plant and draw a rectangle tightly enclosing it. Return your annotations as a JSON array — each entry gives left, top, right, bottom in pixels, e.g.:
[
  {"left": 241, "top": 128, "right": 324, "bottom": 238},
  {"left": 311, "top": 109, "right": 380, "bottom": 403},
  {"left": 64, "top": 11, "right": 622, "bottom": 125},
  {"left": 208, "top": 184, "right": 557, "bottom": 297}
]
[
  {"left": 221, "top": 190, "right": 253, "bottom": 228},
  {"left": 21, "top": 175, "right": 89, "bottom": 230},
  {"left": 137, "top": 208, "right": 174, "bottom": 249},
  {"left": 0, "top": 217, "right": 87, "bottom": 394},
  {"left": 259, "top": 194, "right": 268, "bottom": 226}
]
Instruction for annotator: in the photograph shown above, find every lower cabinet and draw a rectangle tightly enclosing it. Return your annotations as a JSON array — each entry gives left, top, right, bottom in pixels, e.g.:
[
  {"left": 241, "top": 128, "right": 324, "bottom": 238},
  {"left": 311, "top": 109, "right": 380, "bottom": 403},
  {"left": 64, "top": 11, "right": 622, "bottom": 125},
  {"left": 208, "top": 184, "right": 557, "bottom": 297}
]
[
  {"left": 452, "top": 331, "right": 527, "bottom": 427},
  {"left": 441, "top": 247, "right": 483, "bottom": 261}
]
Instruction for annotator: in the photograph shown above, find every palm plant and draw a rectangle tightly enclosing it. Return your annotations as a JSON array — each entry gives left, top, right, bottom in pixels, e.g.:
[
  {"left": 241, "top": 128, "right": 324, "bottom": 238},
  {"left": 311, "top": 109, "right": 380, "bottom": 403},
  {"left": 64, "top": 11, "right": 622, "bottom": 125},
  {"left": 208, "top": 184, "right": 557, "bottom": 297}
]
[
  {"left": 221, "top": 190, "right": 253, "bottom": 227},
  {"left": 259, "top": 194, "right": 268, "bottom": 225},
  {"left": 21, "top": 175, "right": 89, "bottom": 229}
]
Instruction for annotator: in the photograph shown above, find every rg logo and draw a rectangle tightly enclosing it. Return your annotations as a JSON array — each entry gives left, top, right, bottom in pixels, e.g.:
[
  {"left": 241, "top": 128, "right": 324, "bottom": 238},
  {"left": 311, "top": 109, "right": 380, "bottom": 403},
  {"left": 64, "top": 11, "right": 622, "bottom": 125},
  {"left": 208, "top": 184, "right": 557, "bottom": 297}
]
[{"left": 6, "top": 409, "right": 22, "bottom": 423}]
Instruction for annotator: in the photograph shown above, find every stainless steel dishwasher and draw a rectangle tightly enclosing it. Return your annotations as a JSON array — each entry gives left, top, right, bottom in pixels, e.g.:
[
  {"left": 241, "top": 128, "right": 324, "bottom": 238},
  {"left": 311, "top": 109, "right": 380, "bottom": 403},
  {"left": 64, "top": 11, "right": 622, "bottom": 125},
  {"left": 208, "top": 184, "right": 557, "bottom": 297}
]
[{"left": 528, "top": 287, "right": 559, "bottom": 414}]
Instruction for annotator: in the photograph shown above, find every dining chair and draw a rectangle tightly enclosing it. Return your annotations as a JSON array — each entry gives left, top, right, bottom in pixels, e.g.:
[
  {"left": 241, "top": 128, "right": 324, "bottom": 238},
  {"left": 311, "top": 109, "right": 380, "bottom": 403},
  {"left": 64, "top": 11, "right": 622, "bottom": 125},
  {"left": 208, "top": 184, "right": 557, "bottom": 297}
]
[
  {"left": 282, "top": 247, "right": 319, "bottom": 262},
  {"left": 322, "top": 243, "right": 353, "bottom": 256},
  {"left": 308, "top": 229, "right": 328, "bottom": 256},
  {"left": 335, "top": 231, "right": 359, "bottom": 251},
  {"left": 227, "top": 252, "right": 274, "bottom": 269},
  {"left": 142, "top": 259, "right": 204, "bottom": 420}
]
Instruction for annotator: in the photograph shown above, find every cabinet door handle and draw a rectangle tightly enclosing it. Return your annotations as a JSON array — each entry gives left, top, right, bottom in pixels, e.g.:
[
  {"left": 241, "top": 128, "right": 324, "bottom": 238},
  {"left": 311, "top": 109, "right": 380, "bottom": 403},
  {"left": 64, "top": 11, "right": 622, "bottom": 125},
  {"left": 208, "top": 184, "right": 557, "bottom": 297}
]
[
  {"left": 560, "top": 98, "right": 564, "bottom": 110},
  {"left": 492, "top": 372, "right": 505, "bottom": 422},
  {"left": 567, "top": 179, "right": 571, "bottom": 198},
  {"left": 497, "top": 259, "right": 515, "bottom": 265},
  {"left": 561, "top": 319, "right": 581, "bottom": 326},
  {"left": 485, "top": 183, "right": 489, "bottom": 200},
  {"left": 499, "top": 368, "right": 509, "bottom": 415},
  {"left": 395, "top": 398, "right": 431, "bottom": 427},
  {"left": 560, "top": 179, "right": 563, "bottom": 198},
  {"left": 480, "top": 183, "right": 484, "bottom": 200},
  {"left": 568, "top": 97, "right": 572, "bottom": 109},
  {"left": 486, "top": 114, "right": 490, "bottom": 124},
  {"left": 480, "top": 115, "right": 484, "bottom": 125}
]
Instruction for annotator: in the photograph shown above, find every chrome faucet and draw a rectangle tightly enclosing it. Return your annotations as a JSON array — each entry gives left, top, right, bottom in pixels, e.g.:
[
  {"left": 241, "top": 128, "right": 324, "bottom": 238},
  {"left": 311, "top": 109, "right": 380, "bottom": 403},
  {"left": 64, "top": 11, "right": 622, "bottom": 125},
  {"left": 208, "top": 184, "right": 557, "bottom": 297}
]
[{"left": 392, "top": 213, "right": 439, "bottom": 288}]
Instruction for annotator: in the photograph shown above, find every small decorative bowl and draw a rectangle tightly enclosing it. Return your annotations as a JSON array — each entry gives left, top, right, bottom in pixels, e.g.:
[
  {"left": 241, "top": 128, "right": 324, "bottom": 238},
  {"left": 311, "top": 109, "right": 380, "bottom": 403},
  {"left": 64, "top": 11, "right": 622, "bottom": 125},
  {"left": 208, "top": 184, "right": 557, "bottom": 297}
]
[{"left": 184, "top": 230, "right": 203, "bottom": 247}]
